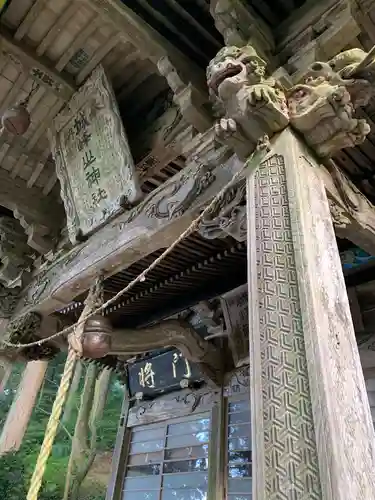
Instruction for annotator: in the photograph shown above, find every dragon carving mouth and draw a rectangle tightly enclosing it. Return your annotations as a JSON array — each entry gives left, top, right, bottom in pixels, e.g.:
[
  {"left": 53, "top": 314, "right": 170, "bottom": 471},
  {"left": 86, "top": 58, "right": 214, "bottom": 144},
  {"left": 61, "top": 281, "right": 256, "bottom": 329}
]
[{"left": 209, "top": 64, "right": 243, "bottom": 95}]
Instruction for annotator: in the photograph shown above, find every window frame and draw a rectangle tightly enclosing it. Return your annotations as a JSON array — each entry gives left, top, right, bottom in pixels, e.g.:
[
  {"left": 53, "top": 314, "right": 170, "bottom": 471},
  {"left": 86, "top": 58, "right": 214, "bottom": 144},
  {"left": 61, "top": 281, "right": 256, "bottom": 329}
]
[{"left": 121, "top": 410, "right": 217, "bottom": 500}]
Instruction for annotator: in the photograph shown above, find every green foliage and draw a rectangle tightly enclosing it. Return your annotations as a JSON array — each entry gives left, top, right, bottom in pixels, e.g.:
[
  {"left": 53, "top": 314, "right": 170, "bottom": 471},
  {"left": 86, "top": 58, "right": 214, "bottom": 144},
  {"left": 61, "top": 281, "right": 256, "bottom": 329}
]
[{"left": 0, "top": 354, "right": 124, "bottom": 499}]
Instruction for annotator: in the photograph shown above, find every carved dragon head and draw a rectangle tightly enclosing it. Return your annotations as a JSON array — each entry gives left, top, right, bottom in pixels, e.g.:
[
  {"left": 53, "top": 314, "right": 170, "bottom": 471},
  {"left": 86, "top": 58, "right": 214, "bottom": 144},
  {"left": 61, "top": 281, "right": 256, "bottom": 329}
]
[
  {"left": 287, "top": 79, "right": 370, "bottom": 156},
  {"left": 207, "top": 45, "right": 266, "bottom": 103}
]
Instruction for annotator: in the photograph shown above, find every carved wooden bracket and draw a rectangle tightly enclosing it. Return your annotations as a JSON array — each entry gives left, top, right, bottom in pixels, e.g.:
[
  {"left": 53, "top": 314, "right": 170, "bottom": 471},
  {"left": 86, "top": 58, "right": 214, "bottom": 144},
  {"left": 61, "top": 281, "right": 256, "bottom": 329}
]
[
  {"left": 277, "top": 1, "right": 360, "bottom": 77},
  {"left": 0, "top": 217, "right": 34, "bottom": 289},
  {"left": 320, "top": 160, "right": 375, "bottom": 255},
  {"left": 198, "top": 175, "right": 246, "bottom": 242},
  {"left": 207, "top": 45, "right": 289, "bottom": 160},
  {"left": 157, "top": 56, "right": 213, "bottom": 133},
  {"left": 1, "top": 312, "right": 60, "bottom": 361},
  {"left": 84, "top": 318, "right": 224, "bottom": 386},
  {"left": 209, "top": 0, "right": 274, "bottom": 59}
]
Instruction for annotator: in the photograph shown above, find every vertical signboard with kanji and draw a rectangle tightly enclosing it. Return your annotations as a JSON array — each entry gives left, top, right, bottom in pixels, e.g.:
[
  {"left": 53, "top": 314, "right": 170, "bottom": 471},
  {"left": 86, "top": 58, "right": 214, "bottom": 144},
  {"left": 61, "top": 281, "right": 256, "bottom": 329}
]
[{"left": 49, "top": 65, "right": 142, "bottom": 243}]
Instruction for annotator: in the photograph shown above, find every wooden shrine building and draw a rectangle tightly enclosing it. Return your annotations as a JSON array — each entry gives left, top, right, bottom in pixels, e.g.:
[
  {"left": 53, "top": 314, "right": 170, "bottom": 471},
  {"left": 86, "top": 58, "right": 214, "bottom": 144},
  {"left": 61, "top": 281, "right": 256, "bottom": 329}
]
[{"left": 2, "top": 0, "right": 375, "bottom": 498}]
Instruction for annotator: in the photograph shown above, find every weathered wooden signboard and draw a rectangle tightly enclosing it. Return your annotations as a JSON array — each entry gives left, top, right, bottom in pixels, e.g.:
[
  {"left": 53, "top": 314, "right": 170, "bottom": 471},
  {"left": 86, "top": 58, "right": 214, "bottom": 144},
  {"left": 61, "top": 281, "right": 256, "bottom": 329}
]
[
  {"left": 128, "top": 348, "right": 203, "bottom": 398},
  {"left": 221, "top": 284, "right": 249, "bottom": 367},
  {"left": 49, "top": 65, "right": 142, "bottom": 243}
]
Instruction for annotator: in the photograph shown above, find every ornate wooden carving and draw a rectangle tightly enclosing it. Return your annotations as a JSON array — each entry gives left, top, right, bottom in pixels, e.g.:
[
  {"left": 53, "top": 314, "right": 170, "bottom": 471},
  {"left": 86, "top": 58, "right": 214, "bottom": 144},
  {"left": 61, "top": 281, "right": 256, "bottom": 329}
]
[
  {"left": 86, "top": 318, "right": 223, "bottom": 386},
  {"left": 0, "top": 285, "right": 20, "bottom": 319},
  {"left": 198, "top": 176, "right": 246, "bottom": 242},
  {"left": 209, "top": 0, "right": 274, "bottom": 58},
  {"left": 0, "top": 311, "right": 67, "bottom": 362},
  {"left": 320, "top": 160, "right": 375, "bottom": 255},
  {"left": 220, "top": 285, "right": 249, "bottom": 367},
  {"left": 14, "top": 130, "right": 236, "bottom": 315},
  {"left": 1, "top": 312, "right": 58, "bottom": 361},
  {"left": 223, "top": 365, "right": 250, "bottom": 397},
  {"left": 207, "top": 45, "right": 289, "bottom": 160},
  {"left": 0, "top": 216, "right": 33, "bottom": 288},
  {"left": 287, "top": 68, "right": 370, "bottom": 157},
  {"left": 157, "top": 56, "right": 213, "bottom": 133},
  {"left": 128, "top": 386, "right": 220, "bottom": 427},
  {"left": 49, "top": 65, "right": 142, "bottom": 243}
]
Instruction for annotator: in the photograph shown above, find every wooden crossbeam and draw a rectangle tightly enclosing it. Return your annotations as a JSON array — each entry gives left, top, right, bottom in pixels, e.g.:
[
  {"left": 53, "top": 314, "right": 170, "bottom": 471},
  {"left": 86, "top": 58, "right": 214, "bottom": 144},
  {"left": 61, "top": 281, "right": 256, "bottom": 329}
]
[{"left": 0, "top": 27, "right": 76, "bottom": 101}]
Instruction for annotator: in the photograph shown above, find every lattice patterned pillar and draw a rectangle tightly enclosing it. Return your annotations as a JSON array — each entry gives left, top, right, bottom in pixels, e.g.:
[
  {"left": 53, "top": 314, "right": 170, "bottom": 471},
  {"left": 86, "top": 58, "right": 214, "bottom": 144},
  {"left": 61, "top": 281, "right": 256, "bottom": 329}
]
[{"left": 246, "top": 128, "right": 375, "bottom": 499}]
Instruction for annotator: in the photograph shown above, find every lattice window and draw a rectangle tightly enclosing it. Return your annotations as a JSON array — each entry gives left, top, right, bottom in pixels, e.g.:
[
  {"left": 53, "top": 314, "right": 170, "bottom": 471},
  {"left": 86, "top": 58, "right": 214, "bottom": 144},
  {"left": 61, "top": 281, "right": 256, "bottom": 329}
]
[
  {"left": 226, "top": 397, "right": 252, "bottom": 500},
  {"left": 122, "top": 412, "right": 211, "bottom": 500}
]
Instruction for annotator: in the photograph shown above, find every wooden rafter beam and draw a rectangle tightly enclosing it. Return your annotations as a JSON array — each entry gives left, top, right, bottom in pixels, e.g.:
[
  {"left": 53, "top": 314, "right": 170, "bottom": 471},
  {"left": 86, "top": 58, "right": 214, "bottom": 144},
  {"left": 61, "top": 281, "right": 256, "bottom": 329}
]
[
  {"left": 0, "top": 27, "right": 76, "bottom": 101},
  {"left": 86, "top": 0, "right": 205, "bottom": 89},
  {"left": 12, "top": 127, "right": 375, "bottom": 320},
  {"left": 0, "top": 164, "right": 63, "bottom": 235}
]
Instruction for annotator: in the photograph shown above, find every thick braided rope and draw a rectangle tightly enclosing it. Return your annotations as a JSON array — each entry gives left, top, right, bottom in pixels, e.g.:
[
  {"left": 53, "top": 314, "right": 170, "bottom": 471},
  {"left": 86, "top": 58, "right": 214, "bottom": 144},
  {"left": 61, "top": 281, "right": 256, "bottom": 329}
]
[
  {"left": 26, "top": 349, "right": 77, "bottom": 500},
  {"left": 26, "top": 280, "right": 102, "bottom": 500}
]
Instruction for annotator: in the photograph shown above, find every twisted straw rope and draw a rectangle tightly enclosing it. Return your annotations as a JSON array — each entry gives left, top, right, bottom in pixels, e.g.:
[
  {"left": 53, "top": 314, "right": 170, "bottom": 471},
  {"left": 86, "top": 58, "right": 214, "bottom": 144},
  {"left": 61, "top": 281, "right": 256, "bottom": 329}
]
[
  {"left": 26, "top": 281, "right": 102, "bottom": 500},
  {"left": 3, "top": 139, "right": 269, "bottom": 351},
  {"left": 21, "top": 139, "right": 269, "bottom": 499}
]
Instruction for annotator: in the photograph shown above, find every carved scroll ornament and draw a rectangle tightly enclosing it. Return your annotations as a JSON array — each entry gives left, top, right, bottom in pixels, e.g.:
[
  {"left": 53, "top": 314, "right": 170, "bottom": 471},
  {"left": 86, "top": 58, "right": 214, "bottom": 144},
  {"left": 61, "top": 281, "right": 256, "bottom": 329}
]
[{"left": 198, "top": 176, "right": 246, "bottom": 241}]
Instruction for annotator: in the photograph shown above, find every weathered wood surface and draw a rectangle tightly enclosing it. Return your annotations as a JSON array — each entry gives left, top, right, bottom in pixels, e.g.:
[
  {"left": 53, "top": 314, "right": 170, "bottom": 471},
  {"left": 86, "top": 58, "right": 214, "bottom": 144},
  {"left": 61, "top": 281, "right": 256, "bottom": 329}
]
[
  {"left": 50, "top": 65, "right": 142, "bottom": 243},
  {"left": 247, "top": 128, "right": 375, "bottom": 499},
  {"left": 127, "top": 364, "right": 250, "bottom": 426},
  {"left": 0, "top": 360, "right": 48, "bottom": 455},
  {"left": 220, "top": 284, "right": 249, "bottom": 367},
  {"left": 127, "top": 386, "right": 220, "bottom": 427},
  {"left": 13, "top": 129, "right": 233, "bottom": 316},
  {"left": 11, "top": 123, "right": 375, "bottom": 320}
]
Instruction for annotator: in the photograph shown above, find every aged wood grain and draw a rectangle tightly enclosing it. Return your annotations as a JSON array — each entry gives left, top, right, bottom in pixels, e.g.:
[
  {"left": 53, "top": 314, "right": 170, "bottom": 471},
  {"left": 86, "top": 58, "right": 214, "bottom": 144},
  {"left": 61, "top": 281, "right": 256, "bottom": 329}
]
[{"left": 247, "top": 128, "right": 375, "bottom": 500}]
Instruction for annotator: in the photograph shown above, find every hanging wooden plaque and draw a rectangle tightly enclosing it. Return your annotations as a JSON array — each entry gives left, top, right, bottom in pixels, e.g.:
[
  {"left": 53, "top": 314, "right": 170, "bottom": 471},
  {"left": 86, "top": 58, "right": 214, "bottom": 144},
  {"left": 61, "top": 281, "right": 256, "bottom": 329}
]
[
  {"left": 49, "top": 65, "right": 142, "bottom": 243},
  {"left": 128, "top": 348, "right": 203, "bottom": 398}
]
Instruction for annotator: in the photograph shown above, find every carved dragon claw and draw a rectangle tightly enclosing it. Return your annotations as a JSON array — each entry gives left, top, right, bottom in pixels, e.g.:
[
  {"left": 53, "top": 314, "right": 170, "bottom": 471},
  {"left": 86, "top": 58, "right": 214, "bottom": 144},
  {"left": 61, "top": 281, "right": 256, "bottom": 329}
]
[
  {"left": 248, "top": 84, "right": 276, "bottom": 106},
  {"left": 214, "top": 117, "right": 238, "bottom": 141}
]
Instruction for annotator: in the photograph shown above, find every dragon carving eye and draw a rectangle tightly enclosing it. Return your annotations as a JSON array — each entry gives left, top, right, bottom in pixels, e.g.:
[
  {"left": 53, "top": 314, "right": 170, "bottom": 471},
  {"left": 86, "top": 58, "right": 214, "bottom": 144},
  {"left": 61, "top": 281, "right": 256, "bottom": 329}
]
[
  {"left": 311, "top": 63, "right": 323, "bottom": 71},
  {"left": 291, "top": 88, "right": 307, "bottom": 100}
]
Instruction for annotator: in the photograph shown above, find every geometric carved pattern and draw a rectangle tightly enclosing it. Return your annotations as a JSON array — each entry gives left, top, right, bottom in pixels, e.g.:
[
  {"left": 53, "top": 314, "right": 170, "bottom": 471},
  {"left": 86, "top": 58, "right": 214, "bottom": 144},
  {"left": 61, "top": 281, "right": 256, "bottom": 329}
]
[{"left": 254, "top": 154, "right": 322, "bottom": 498}]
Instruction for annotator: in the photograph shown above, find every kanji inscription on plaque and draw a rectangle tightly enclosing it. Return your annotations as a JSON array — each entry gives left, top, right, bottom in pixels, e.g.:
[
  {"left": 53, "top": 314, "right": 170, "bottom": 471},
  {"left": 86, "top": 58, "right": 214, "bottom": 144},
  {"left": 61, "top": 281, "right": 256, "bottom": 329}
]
[{"left": 49, "top": 65, "right": 142, "bottom": 243}]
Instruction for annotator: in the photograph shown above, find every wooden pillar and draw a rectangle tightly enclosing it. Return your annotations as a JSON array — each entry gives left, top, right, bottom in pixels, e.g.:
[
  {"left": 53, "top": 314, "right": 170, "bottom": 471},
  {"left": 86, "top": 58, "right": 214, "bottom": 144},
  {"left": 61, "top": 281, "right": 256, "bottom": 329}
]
[
  {"left": 0, "top": 357, "right": 12, "bottom": 393},
  {"left": 105, "top": 380, "right": 130, "bottom": 500},
  {"left": 0, "top": 360, "right": 48, "bottom": 455},
  {"left": 246, "top": 128, "right": 375, "bottom": 499}
]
